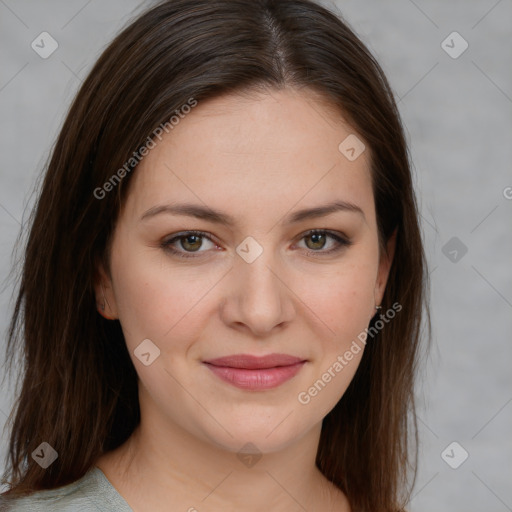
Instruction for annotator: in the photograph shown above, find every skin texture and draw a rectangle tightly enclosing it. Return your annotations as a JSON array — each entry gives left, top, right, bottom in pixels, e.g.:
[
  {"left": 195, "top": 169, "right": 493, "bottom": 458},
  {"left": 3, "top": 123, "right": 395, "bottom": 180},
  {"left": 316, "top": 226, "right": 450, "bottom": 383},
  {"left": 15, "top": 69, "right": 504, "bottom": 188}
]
[{"left": 94, "top": 87, "right": 395, "bottom": 512}]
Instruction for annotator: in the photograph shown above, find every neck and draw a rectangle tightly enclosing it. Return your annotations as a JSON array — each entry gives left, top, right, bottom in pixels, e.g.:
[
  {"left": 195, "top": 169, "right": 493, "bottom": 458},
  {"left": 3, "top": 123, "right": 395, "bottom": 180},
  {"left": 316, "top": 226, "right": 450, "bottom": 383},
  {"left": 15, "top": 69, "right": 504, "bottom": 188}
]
[{"left": 97, "top": 408, "right": 348, "bottom": 511}]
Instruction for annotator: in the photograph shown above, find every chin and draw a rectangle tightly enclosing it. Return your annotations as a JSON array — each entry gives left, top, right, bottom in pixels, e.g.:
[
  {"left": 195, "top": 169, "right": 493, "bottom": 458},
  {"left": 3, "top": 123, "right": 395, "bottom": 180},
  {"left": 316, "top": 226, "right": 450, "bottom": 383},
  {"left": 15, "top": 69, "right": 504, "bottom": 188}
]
[{"left": 197, "top": 418, "right": 311, "bottom": 456}]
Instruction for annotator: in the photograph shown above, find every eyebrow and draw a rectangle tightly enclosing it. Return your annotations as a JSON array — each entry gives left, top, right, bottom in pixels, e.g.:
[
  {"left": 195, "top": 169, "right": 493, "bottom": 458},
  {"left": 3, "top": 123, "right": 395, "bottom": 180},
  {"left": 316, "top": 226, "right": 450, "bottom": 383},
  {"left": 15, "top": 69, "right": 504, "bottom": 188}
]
[{"left": 140, "top": 200, "right": 365, "bottom": 225}]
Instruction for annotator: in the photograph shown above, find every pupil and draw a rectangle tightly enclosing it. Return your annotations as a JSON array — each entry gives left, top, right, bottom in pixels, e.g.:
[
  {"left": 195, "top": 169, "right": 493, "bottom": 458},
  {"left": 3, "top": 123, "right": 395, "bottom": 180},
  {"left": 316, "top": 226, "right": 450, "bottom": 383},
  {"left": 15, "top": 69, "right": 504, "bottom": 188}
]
[
  {"left": 308, "top": 233, "right": 325, "bottom": 250},
  {"left": 183, "top": 235, "right": 201, "bottom": 251}
]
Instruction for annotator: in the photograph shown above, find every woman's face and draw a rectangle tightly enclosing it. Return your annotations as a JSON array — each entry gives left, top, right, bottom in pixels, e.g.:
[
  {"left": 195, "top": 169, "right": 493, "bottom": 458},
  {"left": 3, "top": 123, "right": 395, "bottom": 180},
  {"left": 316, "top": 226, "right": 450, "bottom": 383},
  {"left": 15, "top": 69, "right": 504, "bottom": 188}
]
[{"left": 97, "top": 88, "right": 394, "bottom": 453}]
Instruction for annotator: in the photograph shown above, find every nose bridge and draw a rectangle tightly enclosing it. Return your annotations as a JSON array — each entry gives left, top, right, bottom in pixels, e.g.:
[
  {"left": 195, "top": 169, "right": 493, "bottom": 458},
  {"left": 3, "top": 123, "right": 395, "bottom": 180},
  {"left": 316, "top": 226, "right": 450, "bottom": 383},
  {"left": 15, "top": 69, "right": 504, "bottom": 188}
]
[
  {"left": 225, "top": 237, "right": 293, "bottom": 333},
  {"left": 240, "top": 252, "right": 280, "bottom": 302}
]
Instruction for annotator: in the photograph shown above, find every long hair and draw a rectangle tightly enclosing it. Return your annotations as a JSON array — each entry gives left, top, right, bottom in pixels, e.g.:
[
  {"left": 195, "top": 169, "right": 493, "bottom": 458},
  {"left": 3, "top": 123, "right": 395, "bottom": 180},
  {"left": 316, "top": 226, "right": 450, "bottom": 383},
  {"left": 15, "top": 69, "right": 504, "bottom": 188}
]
[{"left": 1, "top": 1, "right": 430, "bottom": 510}]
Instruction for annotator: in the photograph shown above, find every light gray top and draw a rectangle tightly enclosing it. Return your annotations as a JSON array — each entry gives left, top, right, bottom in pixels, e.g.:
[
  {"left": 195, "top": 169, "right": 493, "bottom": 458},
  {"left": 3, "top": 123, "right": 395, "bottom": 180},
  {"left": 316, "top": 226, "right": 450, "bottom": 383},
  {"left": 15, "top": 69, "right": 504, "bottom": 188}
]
[{"left": 1, "top": 466, "right": 134, "bottom": 511}]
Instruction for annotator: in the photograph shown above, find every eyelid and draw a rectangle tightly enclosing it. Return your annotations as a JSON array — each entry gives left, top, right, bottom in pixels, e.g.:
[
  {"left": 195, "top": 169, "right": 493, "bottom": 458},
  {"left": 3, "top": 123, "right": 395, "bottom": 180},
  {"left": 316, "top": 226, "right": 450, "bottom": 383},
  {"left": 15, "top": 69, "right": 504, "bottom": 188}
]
[
  {"left": 161, "top": 229, "right": 352, "bottom": 259},
  {"left": 294, "top": 229, "right": 352, "bottom": 256},
  {"left": 161, "top": 230, "right": 219, "bottom": 258}
]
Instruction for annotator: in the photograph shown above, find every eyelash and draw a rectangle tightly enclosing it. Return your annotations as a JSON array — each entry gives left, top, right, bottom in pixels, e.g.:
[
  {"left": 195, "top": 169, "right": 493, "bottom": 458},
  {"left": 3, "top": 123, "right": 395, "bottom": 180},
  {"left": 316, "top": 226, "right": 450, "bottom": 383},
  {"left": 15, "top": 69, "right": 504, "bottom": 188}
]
[{"left": 160, "top": 229, "right": 352, "bottom": 259}]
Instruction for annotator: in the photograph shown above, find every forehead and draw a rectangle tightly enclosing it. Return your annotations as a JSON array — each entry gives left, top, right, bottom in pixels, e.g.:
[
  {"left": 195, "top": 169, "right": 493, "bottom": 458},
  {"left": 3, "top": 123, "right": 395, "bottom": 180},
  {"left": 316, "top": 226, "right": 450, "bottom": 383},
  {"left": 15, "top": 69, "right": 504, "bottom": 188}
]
[{"left": 122, "top": 88, "right": 374, "bottom": 224}]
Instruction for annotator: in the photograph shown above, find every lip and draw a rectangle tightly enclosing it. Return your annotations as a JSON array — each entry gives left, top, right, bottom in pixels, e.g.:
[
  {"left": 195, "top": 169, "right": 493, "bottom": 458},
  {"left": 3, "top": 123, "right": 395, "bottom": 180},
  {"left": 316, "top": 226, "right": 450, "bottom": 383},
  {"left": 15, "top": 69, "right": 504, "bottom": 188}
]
[
  {"left": 204, "top": 353, "right": 305, "bottom": 369},
  {"left": 203, "top": 353, "right": 307, "bottom": 390}
]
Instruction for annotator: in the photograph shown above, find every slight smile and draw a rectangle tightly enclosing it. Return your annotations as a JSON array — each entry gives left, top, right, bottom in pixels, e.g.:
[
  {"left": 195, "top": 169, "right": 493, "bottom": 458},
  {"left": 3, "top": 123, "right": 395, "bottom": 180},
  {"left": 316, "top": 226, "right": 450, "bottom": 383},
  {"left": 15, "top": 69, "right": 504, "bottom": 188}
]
[{"left": 203, "top": 353, "right": 308, "bottom": 390}]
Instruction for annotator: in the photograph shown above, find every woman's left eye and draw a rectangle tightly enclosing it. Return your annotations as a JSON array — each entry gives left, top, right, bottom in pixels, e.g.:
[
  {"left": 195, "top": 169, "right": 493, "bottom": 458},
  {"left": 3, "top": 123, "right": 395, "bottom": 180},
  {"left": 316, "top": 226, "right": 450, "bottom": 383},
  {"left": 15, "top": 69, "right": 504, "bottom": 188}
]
[
  {"left": 161, "top": 229, "right": 351, "bottom": 259},
  {"left": 296, "top": 230, "right": 352, "bottom": 255}
]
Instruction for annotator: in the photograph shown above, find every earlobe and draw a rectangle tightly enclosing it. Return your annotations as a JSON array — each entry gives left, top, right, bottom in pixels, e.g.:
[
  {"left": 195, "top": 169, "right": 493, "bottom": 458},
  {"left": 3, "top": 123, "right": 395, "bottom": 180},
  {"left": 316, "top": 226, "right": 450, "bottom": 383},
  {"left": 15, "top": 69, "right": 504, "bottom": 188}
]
[
  {"left": 374, "top": 228, "right": 397, "bottom": 306},
  {"left": 94, "top": 263, "right": 118, "bottom": 320}
]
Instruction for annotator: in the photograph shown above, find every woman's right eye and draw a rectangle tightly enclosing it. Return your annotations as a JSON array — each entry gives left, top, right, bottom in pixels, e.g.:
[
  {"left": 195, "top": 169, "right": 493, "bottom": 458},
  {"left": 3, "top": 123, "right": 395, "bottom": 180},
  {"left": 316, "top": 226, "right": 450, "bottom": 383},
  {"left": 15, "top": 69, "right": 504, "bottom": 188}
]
[{"left": 161, "top": 231, "right": 219, "bottom": 259}]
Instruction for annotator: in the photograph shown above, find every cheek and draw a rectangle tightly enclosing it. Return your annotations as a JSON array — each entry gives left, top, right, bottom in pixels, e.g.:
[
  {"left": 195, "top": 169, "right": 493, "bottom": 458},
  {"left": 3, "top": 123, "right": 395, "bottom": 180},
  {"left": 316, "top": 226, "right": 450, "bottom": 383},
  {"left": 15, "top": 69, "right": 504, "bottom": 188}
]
[
  {"left": 110, "top": 244, "right": 218, "bottom": 350},
  {"left": 293, "top": 259, "right": 376, "bottom": 415},
  {"left": 296, "top": 257, "right": 377, "bottom": 344}
]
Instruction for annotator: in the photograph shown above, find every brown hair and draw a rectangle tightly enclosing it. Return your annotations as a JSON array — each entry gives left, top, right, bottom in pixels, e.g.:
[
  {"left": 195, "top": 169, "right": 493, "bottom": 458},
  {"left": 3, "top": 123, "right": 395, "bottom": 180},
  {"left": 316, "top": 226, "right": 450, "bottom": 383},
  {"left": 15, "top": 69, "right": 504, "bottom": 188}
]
[{"left": 1, "top": 1, "right": 429, "bottom": 510}]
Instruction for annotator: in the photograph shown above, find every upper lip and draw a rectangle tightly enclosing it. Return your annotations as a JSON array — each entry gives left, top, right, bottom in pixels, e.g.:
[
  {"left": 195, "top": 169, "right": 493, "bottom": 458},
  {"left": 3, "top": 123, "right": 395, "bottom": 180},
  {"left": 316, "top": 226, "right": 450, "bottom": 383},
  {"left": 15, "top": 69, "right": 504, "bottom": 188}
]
[{"left": 203, "top": 353, "right": 306, "bottom": 369}]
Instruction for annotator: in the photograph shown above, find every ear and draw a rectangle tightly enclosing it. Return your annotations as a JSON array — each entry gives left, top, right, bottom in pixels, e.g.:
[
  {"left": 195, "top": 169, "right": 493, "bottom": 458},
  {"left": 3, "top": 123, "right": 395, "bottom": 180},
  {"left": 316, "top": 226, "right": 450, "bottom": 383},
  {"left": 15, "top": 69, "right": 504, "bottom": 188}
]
[
  {"left": 93, "top": 260, "right": 119, "bottom": 320},
  {"left": 374, "top": 228, "right": 397, "bottom": 307}
]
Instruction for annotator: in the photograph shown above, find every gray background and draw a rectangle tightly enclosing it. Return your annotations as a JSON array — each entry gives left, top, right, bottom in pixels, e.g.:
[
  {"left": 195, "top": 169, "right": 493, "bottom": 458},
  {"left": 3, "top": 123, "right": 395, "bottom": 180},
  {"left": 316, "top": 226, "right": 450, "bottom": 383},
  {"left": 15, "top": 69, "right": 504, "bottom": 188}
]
[{"left": 1, "top": 0, "right": 511, "bottom": 510}]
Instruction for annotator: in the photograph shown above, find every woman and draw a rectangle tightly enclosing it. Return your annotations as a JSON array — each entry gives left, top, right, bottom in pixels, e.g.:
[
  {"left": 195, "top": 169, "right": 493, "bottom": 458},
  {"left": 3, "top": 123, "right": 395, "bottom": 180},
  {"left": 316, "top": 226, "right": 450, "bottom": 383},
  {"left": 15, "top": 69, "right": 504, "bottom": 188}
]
[{"left": 1, "top": 0, "right": 429, "bottom": 510}]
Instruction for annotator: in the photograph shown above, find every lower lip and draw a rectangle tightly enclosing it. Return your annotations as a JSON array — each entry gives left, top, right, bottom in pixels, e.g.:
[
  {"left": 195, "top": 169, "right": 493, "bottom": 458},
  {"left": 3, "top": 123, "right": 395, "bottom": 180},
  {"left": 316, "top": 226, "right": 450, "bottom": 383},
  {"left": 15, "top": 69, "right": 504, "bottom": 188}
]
[{"left": 204, "top": 362, "right": 306, "bottom": 390}]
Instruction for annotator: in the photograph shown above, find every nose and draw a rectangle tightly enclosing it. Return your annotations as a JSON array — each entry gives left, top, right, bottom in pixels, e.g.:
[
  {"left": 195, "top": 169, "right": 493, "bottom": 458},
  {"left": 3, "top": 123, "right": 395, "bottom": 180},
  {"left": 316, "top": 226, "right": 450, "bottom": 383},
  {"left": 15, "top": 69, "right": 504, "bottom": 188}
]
[{"left": 219, "top": 248, "right": 295, "bottom": 337}]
